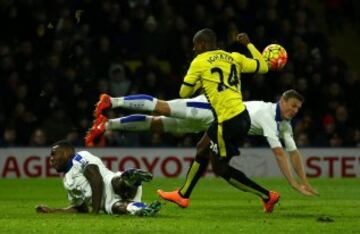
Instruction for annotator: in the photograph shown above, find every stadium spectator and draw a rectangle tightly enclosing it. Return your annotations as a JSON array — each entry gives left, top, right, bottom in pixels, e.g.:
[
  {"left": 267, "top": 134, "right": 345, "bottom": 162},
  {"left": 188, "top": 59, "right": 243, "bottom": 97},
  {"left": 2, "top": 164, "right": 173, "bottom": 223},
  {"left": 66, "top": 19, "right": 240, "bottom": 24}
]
[
  {"left": 29, "top": 128, "right": 48, "bottom": 147},
  {"left": 108, "top": 63, "right": 132, "bottom": 97},
  {"left": 0, "top": 126, "right": 18, "bottom": 147},
  {"left": 296, "top": 132, "right": 311, "bottom": 147},
  {"left": 353, "top": 129, "right": 360, "bottom": 147},
  {"left": 65, "top": 127, "right": 83, "bottom": 147},
  {"left": 334, "top": 105, "right": 352, "bottom": 145},
  {"left": 313, "top": 114, "right": 337, "bottom": 146}
]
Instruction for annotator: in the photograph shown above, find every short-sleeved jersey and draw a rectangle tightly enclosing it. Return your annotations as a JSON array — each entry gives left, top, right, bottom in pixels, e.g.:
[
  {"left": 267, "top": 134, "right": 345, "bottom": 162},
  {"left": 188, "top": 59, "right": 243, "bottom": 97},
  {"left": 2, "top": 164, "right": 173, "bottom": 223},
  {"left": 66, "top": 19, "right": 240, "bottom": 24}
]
[
  {"left": 63, "top": 151, "right": 114, "bottom": 209},
  {"left": 63, "top": 151, "right": 143, "bottom": 214},
  {"left": 245, "top": 101, "right": 297, "bottom": 151},
  {"left": 172, "top": 95, "right": 297, "bottom": 151},
  {"left": 183, "top": 50, "right": 259, "bottom": 123}
]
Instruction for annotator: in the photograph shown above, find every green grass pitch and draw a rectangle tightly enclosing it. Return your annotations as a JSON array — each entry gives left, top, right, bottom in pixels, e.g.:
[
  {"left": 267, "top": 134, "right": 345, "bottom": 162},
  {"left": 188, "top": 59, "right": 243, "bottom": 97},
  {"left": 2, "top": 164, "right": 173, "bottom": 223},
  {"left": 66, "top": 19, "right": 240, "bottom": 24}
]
[{"left": 0, "top": 178, "right": 359, "bottom": 233}]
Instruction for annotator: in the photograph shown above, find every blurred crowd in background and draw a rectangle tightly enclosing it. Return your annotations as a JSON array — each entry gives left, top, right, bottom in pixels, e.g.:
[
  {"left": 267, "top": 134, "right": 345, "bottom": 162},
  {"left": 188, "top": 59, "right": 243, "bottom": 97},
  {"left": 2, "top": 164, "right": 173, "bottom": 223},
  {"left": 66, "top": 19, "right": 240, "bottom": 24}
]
[{"left": 0, "top": 0, "right": 359, "bottom": 147}]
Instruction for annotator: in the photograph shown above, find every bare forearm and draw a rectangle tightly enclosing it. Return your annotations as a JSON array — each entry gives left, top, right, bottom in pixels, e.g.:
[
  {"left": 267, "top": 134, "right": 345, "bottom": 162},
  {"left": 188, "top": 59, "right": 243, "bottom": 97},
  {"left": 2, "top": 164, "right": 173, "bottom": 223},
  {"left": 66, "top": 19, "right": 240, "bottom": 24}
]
[
  {"left": 289, "top": 150, "right": 319, "bottom": 195},
  {"left": 84, "top": 164, "right": 104, "bottom": 214},
  {"left": 50, "top": 207, "right": 81, "bottom": 213},
  {"left": 90, "top": 179, "right": 103, "bottom": 213},
  {"left": 271, "top": 148, "right": 315, "bottom": 196},
  {"left": 36, "top": 204, "right": 88, "bottom": 214},
  {"left": 289, "top": 150, "right": 308, "bottom": 183},
  {"left": 272, "top": 147, "right": 299, "bottom": 187},
  {"left": 274, "top": 151, "right": 296, "bottom": 185}
]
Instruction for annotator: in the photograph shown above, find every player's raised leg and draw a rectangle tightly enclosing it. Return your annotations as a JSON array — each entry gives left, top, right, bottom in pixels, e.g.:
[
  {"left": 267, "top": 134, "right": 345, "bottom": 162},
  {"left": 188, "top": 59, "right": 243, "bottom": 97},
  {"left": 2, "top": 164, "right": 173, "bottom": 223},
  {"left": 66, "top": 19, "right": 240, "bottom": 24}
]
[
  {"left": 94, "top": 94, "right": 112, "bottom": 117},
  {"left": 94, "top": 93, "right": 210, "bottom": 120},
  {"left": 85, "top": 112, "right": 209, "bottom": 147},
  {"left": 107, "top": 115, "right": 154, "bottom": 132},
  {"left": 166, "top": 95, "right": 211, "bottom": 119},
  {"left": 95, "top": 94, "right": 159, "bottom": 117},
  {"left": 85, "top": 114, "right": 155, "bottom": 147},
  {"left": 94, "top": 93, "right": 190, "bottom": 119}
]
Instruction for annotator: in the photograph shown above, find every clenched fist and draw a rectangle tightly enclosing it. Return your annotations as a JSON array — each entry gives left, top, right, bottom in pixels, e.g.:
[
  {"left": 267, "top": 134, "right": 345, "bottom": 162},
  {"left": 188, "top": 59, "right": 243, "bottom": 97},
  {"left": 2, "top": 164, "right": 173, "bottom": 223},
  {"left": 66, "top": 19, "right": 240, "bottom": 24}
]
[{"left": 236, "top": 33, "right": 251, "bottom": 46}]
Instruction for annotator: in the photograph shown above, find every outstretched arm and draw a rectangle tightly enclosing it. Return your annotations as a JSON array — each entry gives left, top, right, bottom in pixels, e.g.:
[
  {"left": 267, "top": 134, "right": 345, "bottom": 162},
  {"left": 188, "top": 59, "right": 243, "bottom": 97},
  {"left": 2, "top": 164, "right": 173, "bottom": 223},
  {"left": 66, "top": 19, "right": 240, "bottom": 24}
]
[
  {"left": 271, "top": 147, "right": 313, "bottom": 196},
  {"left": 83, "top": 164, "right": 104, "bottom": 214},
  {"left": 236, "top": 33, "right": 268, "bottom": 74},
  {"left": 36, "top": 203, "right": 89, "bottom": 214},
  {"left": 289, "top": 150, "right": 319, "bottom": 195}
]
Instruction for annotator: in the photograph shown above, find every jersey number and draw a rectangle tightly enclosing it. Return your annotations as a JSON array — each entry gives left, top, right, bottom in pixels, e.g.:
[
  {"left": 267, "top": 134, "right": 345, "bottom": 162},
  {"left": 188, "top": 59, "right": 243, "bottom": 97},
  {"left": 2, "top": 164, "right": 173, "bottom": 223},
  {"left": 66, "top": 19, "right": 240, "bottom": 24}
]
[{"left": 211, "top": 64, "right": 239, "bottom": 92}]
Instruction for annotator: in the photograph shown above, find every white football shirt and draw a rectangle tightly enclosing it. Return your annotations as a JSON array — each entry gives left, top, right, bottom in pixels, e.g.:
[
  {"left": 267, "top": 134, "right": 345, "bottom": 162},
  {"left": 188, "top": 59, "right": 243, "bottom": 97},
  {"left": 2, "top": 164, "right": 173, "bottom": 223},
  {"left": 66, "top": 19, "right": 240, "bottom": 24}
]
[
  {"left": 63, "top": 151, "right": 113, "bottom": 208},
  {"left": 178, "top": 95, "right": 297, "bottom": 151},
  {"left": 245, "top": 101, "right": 297, "bottom": 151},
  {"left": 63, "top": 151, "right": 142, "bottom": 214}
]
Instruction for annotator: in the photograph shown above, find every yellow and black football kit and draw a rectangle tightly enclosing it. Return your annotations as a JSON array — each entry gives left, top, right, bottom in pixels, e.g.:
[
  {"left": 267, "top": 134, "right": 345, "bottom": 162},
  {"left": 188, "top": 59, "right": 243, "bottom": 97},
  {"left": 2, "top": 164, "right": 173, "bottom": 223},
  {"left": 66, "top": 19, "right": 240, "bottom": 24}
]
[
  {"left": 178, "top": 43, "right": 272, "bottom": 201},
  {"left": 179, "top": 43, "right": 268, "bottom": 157}
]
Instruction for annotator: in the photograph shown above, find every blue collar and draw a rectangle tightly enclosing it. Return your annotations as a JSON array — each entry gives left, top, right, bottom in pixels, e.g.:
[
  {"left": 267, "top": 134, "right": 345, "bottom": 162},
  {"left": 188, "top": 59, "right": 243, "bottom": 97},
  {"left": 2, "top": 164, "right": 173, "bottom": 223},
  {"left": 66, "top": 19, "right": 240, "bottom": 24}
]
[
  {"left": 275, "top": 102, "right": 282, "bottom": 122},
  {"left": 63, "top": 154, "right": 76, "bottom": 174}
]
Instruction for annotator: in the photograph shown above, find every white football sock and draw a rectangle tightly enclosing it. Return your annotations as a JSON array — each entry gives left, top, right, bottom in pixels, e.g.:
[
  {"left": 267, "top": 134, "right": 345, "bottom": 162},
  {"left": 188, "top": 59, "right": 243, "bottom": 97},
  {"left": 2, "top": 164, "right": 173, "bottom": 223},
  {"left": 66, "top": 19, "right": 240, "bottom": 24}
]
[
  {"left": 126, "top": 202, "right": 147, "bottom": 215},
  {"left": 110, "top": 94, "right": 157, "bottom": 112},
  {"left": 106, "top": 115, "right": 152, "bottom": 131}
]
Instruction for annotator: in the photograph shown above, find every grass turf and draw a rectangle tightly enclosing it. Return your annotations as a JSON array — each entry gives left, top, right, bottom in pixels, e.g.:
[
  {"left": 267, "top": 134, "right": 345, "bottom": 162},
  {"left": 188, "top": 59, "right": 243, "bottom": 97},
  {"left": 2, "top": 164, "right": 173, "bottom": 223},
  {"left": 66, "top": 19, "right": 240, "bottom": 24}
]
[{"left": 0, "top": 178, "right": 359, "bottom": 234}]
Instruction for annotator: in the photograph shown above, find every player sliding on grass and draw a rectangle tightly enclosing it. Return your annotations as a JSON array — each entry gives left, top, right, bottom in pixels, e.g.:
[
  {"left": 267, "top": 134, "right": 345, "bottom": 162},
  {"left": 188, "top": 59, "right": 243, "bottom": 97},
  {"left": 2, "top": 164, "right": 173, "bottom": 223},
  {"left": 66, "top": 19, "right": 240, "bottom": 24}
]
[{"left": 36, "top": 140, "right": 161, "bottom": 216}]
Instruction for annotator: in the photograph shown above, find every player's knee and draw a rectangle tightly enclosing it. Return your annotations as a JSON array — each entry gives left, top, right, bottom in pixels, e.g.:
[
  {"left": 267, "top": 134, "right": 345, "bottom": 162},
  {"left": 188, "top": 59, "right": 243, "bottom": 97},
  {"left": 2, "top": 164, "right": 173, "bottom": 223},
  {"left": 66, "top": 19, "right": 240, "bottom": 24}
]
[
  {"left": 196, "top": 142, "right": 210, "bottom": 159},
  {"left": 196, "top": 133, "right": 211, "bottom": 158},
  {"left": 154, "top": 100, "right": 170, "bottom": 116}
]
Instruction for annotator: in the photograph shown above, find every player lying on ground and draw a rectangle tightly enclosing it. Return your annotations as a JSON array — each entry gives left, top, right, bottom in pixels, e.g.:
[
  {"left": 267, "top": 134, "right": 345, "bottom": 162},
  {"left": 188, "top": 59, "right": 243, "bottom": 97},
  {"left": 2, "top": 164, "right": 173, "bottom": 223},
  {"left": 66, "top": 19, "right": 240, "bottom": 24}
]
[
  {"left": 86, "top": 89, "right": 318, "bottom": 198},
  {"left": 36, "top": 140, "right": 161, "bottom": 216}
]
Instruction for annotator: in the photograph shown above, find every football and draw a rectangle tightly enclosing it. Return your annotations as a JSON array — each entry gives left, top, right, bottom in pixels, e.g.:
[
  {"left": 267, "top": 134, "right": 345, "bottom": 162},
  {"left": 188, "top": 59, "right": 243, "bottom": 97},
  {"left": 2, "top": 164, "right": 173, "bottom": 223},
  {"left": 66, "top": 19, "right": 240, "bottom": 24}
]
[{"left": 262, "top": 44, "right": 288, "bottom": 71}]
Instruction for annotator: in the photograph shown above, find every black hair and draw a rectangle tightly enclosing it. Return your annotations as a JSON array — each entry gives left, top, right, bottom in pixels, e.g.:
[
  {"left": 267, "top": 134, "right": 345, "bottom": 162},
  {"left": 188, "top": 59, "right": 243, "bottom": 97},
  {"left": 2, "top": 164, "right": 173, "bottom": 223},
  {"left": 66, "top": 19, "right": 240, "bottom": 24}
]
[
  {"left": 51, "top": 140, "right": 75, "bottom": 152},
  {"left": 194, "top": 28, "right": 217, "bottom": 46}
]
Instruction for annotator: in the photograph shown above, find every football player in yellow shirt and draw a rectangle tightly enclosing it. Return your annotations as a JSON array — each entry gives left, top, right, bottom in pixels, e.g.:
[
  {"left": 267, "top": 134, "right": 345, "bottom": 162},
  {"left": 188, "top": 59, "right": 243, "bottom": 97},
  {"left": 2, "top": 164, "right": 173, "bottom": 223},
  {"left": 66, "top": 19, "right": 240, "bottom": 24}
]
[{"left": 158, "top": 28, "right": 280, "bottom": 213}]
